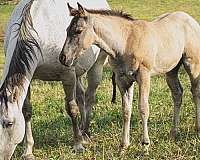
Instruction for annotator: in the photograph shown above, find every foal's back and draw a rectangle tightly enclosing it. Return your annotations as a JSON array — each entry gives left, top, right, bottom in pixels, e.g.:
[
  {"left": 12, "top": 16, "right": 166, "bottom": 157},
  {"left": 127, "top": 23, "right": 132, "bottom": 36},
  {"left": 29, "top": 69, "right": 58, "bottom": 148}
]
[
  {"left": 129, "top": 12, "right": 200, "bottom": 75},
  {"left": 153, "top": 11, "right": 200, "bottom": 54}
]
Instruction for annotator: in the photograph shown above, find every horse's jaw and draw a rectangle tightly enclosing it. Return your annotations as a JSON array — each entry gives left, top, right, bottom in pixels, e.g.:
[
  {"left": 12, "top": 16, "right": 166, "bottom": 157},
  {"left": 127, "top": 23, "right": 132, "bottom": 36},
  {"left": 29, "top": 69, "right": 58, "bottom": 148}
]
[
  {"left": 0, "top": 115, "right": 25, "bottom": 160},
  {"left": 0, "top": 139, "right": 17, "bottom": 160},
  {"left": 0, "top": 77, "right": 30, "bottom": 159}
]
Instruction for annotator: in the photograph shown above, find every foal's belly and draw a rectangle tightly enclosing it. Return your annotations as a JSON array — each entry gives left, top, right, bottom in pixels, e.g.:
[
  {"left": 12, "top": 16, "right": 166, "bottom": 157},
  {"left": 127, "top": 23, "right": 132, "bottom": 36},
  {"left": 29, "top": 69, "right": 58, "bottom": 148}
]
[{"left": 150, "top": 51, "right": 183, "bottom": 76}]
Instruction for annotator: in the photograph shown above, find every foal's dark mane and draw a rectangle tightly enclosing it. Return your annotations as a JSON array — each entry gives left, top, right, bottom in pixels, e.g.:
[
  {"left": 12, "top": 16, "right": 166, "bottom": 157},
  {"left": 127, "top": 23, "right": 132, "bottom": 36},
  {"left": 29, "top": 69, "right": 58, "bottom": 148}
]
[
  {"left": 0, "top": 0, "right": 41, "bottom": 106},
  {"left": 86, "top": 9, "right": 135, "bottom": 21}
]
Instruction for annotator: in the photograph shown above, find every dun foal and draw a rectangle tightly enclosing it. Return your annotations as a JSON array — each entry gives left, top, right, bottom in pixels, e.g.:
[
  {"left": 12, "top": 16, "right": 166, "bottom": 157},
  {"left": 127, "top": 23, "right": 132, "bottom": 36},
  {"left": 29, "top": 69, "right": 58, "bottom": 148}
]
[{"left": 59, "top": 3, "right": 200, "bottom": 154}]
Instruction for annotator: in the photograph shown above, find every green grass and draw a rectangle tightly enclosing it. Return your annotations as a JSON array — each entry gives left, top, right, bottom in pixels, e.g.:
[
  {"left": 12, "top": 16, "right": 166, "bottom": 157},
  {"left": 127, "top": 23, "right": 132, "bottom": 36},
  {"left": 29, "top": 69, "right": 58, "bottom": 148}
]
[
  {"left": 1, "top": 0, "right": 200, "bottom": 159},
  {"left": 0, "top": 4, "right": 15, "bottom": 67}
]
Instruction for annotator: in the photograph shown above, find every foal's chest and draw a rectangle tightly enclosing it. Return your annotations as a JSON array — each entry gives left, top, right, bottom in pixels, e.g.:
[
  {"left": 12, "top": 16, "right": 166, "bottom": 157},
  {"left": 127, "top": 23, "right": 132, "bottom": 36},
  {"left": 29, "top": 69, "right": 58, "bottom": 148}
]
[{"left": 109, "top": 56, "right": 138, "bottom": 83}]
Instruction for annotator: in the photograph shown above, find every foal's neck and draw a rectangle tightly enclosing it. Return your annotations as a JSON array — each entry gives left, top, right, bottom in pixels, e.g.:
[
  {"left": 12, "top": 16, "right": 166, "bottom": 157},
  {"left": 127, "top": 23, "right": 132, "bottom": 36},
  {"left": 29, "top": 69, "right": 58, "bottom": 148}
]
[{"left": 92, "top": 14, "right": 132, "bottom": 57}]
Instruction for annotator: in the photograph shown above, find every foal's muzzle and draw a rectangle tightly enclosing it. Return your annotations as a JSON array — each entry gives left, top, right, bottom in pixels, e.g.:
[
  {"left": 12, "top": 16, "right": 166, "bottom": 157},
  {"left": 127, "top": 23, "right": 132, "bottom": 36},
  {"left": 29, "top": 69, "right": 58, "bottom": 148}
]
[{"left": 59, "top": 54, "right": 74, "bottom": 67}]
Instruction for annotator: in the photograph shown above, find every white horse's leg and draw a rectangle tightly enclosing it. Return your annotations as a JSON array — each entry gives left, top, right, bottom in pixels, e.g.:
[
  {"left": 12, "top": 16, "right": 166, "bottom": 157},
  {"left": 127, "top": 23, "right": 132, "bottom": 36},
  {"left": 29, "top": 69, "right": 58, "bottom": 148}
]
[
  {"left": 116, "top": 74, "right": 134, "bottom": 149},
  {"left": 22, "top": 87, "right": 35, "bottom": 160},
  {"left": 166, "top": 62, "right": 183, "bottom": 139},
  {"left": 137, "top": 65, "right": 150, "bottom": 155},
  {"left": 76, "top": 77, "right": 86, "bottom": 134},
  {"left": 62, "top": 70, "right": 84, "bottom": 151},
  {"left": 84, "top": 50, "right": 107, "bottom": 137},
  {"left": 183, "top": 58, "right": 200, "bottom": 136}
]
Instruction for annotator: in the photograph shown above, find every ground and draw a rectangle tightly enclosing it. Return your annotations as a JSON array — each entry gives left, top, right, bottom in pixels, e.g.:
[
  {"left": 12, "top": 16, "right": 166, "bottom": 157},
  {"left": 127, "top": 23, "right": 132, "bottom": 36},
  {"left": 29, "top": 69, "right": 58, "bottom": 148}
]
[{"left": 0, "top": 0, "right": 200, "bottom": 159}]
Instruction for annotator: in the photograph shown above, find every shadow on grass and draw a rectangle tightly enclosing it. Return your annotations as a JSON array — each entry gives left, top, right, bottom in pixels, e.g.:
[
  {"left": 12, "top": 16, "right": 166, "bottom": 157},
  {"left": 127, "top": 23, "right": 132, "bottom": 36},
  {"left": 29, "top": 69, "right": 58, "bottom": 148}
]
[
  {"left": 32, "top": 115, "right": 72, "bottom": 149},
  {"left": 27, "top": 104, "right": 138, "bottom": 149}
]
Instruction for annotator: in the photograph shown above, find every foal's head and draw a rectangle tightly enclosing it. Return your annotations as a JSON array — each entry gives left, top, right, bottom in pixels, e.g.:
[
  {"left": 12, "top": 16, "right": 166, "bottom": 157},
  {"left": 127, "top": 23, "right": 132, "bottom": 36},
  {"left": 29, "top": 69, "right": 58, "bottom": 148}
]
[{"left": 59, "top": 3, "right": 97, "bottom": 67}]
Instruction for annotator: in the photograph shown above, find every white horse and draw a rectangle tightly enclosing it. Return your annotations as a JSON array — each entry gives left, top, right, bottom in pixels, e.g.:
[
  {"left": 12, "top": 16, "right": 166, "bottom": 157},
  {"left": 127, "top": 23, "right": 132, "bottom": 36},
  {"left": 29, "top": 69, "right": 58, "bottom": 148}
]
[{"left": 0, "top": 0, "right": 109, "bottom": 159}]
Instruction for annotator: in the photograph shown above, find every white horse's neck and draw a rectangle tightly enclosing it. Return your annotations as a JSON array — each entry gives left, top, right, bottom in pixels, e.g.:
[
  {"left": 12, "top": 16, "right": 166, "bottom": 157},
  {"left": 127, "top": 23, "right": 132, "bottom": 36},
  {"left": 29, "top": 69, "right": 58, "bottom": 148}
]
[
  {"left": 91, "top": 14, "right": 132, "bottom": 57},
  {"left": 1, "top": 0, "right": 37, "bottom": 97}
]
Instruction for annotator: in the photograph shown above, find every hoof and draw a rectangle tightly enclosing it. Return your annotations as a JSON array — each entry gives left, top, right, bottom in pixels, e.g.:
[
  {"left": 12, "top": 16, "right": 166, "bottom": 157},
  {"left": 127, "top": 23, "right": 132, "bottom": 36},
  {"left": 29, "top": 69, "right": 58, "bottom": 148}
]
[
  {"left": 120, "top": 143, "right": 129, "bottom": 149},
  {"left": 197, "top": 131, "right": 200, "bottom": 138},
  {"left": 82, "top": 133, "right": 91, "bottom": 145},
  {"left": 170, "top": 128, "right": 178, "bottom": 140},
  {"left": 22, "top": 154, "right": 35, "bottom": 160},
  {"left": 73, "top": 143, "right": 85, "bottom": 152},
  {"left": 141, "top": 140, "right": 150, "bottom": 156},
  {"left": 119, "top": 143, "right": 129, "bottom": 155},
  {"left": 142, "top": 144, "right": 149, "bottom": 156}
]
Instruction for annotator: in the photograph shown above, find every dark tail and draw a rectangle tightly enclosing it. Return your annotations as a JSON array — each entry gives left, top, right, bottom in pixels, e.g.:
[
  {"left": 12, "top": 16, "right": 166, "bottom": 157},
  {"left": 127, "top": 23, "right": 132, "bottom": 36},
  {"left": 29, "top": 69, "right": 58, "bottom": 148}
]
[{"left": 111, "top": 72, "right": 117, "bottom": 103}]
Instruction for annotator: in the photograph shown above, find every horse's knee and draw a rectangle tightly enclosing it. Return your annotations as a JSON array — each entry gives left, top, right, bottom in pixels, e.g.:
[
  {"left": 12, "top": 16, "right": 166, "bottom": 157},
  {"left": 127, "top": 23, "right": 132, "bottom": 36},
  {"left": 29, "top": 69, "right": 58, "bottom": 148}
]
[
  {"left": 123, "top": 107, "right": 131, "bottom": 122},
  {"left": 76, "top": 88, "right": 85, "bottom": 106},
  {"left": 173, "top": 88, "right": 183, "bottom": 105},
  {"left": 174, "top": 84, "right": 183, "bottom": 97},
  {"left": 139, "top": 105, "right": 149, "bottom": 118},
  {"left": 85, "top": 90, "right": 96, "bottom": 106},
  {"left": 65, "top": 99, "right": 79, "bottom": 118},
  {"left": 22, "top": 102, "right": 32, "bottom": 122}
]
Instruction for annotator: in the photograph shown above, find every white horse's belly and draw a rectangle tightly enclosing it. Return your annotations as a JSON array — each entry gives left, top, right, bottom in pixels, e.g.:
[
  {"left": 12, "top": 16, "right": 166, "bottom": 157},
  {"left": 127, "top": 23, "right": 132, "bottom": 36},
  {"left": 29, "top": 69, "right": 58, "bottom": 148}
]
[{"left": 34, "top": 45, "right": 100, "bottom": 81}]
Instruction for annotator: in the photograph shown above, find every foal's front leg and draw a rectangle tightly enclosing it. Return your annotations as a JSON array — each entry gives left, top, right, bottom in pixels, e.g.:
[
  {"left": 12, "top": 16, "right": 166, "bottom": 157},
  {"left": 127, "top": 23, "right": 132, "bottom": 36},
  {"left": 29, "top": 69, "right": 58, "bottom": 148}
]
[
  {"left": 116, "top": 74, "right": 134, "bottom": 149},
  {"left": 137, "top": 65, "right": 151, "bottom": 155}
]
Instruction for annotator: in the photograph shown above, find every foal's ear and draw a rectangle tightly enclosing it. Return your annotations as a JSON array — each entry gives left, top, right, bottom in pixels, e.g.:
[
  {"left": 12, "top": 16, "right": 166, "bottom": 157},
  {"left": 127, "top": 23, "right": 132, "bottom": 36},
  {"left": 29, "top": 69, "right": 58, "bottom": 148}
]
[
  {"left": 10, "top": 86, "right": 19, "bottom": 103},
  {"left": 77, "top": 2, "right": 87, "bottom": 17},
  {"left": 67, "top": 3, "right": 78, "bottom": 16}
]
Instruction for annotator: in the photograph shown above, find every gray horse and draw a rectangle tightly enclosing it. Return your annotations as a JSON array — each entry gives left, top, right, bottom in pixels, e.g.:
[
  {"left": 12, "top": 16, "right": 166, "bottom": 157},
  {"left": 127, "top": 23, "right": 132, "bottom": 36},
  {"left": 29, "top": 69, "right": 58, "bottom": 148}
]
[{"left": 0, "top": 0, "right": 109, "bottom": 159}]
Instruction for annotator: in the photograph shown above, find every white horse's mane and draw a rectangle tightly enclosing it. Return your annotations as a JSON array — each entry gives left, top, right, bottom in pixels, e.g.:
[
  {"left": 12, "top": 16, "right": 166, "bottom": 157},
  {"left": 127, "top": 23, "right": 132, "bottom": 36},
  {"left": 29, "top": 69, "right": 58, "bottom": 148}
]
[{"left": 0, "top": 0, "right": 41, "bottom": 105}]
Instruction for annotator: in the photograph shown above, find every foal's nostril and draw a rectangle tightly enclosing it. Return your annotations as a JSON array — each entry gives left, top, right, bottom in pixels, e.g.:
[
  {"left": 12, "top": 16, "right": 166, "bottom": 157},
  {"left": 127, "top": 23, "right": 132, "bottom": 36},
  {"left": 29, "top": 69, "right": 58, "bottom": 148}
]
[
  {"left": 2, "top": 119, "right": 13, "bottom": 128},
  {"left": 59, "top": 54, "right": 66, "bottom": 65}
]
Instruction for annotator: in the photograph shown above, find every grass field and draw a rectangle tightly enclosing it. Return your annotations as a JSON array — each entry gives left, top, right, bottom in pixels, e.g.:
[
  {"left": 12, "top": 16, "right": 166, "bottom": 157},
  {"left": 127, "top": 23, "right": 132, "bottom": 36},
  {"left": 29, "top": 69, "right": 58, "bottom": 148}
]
[{"left": 1, "top": 0, "right": 200, "bottom": 159}]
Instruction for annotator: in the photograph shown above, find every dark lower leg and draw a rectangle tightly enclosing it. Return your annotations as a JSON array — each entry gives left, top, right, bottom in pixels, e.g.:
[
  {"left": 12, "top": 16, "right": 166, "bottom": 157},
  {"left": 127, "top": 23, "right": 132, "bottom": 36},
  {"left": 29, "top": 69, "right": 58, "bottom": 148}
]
[
  {"left": 22, "top": 88, "right": 34, "bottom": 159},
  {"left": 76, "top": 78, "right": 86, "bottom": 131},
  {"left": 166, "top": 67, "right": 183, "bottom": 138}
]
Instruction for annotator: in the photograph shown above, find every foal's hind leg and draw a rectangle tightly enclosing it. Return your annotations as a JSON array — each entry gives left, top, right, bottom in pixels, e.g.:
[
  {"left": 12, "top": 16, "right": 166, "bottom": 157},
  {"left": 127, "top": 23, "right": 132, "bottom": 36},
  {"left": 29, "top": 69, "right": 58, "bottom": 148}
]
[
  {"left": 166, "top": 62, "right": 183, "bottom": 139},
  {"left": 62, "top": 70, "right": 84, "bottom": 151},
  {"left": 84, "top": 50, "right": 107, "bottom": 137},
  {"left": 183, "top": 58, "right": 200, "bottom": 135},
  {"left": 111, "top": 72, "right": 117, "bottom": 103},
  {"left": 22, "top": 87, "right": 35, "bottom": 160}
]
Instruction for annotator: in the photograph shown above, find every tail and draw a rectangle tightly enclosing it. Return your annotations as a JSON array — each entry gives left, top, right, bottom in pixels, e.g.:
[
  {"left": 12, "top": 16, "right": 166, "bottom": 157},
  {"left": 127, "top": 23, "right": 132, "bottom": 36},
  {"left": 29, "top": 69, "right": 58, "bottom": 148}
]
[{"left": 111, "top": 72, "right": 117, "bottom": 103}]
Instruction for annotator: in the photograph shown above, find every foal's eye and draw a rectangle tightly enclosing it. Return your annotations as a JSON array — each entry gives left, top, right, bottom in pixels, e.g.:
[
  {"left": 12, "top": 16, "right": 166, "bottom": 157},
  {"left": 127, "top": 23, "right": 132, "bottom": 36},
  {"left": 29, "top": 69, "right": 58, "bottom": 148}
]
[{"left": 76, "top": 28, "right": 83, "bottom": 34}]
